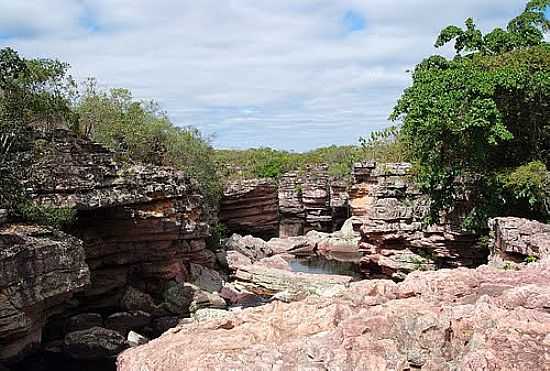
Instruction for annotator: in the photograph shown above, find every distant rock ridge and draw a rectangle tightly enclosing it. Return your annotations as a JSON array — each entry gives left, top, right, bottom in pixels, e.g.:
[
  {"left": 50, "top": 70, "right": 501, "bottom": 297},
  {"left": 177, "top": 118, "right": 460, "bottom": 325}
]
[
  {"left": 220, "top": 165, "right": 351, "bottom": 239},
  {"left": 221, "top": 162, "right": 487, "bottom": 280}
]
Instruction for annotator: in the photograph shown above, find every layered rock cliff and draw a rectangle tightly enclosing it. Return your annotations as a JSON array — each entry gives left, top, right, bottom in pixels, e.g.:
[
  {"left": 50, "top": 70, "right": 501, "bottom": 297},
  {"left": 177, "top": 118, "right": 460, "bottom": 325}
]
[
  {"left": 351, "top": 162, "right": 486, "bottom": 280},
  {"left": 219, "top": 179, "right": 278, "bottom": 239},
  {"left": 0, "top": 225, "right": 89, "bottom": 360},
  {"left": 220, "top": 166, "right": 350, "bottom": 239},
  {"left": 0, "top": 130, "right": 218, "bottom": 363},
  {"left": 489, "top": 217, "right": 550, "bottom": 264}
]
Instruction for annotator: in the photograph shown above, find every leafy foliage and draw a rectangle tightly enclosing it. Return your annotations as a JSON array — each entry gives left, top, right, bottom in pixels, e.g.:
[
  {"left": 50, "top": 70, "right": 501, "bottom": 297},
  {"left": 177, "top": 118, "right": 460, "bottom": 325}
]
[
  {"left": 74, "top": 79, "right": 221, "bottom": 209},
  {"left": 393, "top": 1, "right": 550, "bottom": 228},
  {"left": 0, "top": 48, "right": 77, "bottom": 218}
]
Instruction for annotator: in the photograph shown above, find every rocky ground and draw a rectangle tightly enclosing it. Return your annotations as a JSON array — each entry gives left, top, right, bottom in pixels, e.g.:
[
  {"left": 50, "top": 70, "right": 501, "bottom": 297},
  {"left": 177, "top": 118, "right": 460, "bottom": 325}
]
[
  {"left": 118, "top": 258, "right": 550, "bottom": 370},
  {"left": 117, "top": 216, "right": 550, "bottom": 370},
  {"left": 2, "top": 130, "right": 550, "bottom": 370}
]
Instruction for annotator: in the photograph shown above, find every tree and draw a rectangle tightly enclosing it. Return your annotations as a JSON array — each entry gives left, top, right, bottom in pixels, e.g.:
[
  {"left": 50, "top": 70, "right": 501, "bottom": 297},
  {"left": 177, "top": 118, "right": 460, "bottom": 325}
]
[
  {"left": 392, "top": 1, "right": 550, "bottom": 228},
  {"left": 0, "top": 48, "right": 76, "bottom": 212}
]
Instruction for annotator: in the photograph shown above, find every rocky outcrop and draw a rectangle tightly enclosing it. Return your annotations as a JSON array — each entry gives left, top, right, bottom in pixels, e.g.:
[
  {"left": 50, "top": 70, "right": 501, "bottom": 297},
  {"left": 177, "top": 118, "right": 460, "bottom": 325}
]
[
  {"left": 0, "top": 225, "right": 89, "bottom": 360},
  {"left": 278, "top": 166, "right": 350, "bottom": 237},
  {"left": 352, "top": 162, "right": 486, "bottom": 280},
  {"left": 489, "top": 217, "right": 550, "bottom": 264},
  {"left": 220, "top": 166, "right": 351, "bottom": 239},
  {"left": 219, "top": 179, "right": 278, "bottom": 239},
  {"left": 118, "top": 259, "right": 550, "bottom": 370},
  {"left": 1, "top": 130, "right": 220, "bottom": 363}
]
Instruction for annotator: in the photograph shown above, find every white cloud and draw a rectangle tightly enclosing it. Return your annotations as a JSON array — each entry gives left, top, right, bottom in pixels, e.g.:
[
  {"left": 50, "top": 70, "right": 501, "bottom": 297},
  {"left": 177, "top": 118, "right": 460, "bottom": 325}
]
[{"left": 0, "top": 0, "right": 528, "bottom": 150}]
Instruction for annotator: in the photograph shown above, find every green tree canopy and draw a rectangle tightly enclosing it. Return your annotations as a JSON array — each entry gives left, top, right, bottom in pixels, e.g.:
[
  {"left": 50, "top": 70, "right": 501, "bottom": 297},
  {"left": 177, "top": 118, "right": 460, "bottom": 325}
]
[{"left": 392, "top": 1, "right": 550, "bottom": 228}]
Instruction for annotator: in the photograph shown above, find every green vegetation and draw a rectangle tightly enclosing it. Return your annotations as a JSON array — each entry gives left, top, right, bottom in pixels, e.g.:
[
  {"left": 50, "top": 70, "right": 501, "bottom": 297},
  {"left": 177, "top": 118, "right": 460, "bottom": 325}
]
[
  {"left": 525, "top": 255, "right": 538, "bottom": 264},
  {"left": 392, "top": 0, "right": 550, "bottom": 229},
  {"left": 75, "top": 80, "right": 221, "bottom": 208},
  {"left": 215, "top": 132, "right": 405, "bottom": 181},
  {"left": 16, "top": 201, "right": 77, "bottom": 229},
  {"left": 0, "top": 47, "right": 76, "bottom": 217},
  {"left": 0, "top": 48, "right": 220, "bottom": 226}
]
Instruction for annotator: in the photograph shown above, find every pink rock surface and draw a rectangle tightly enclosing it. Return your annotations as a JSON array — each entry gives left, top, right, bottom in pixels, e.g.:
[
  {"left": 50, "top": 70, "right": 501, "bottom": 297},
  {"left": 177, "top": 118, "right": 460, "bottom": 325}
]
[{"left": 118, "top": 260, "right": 550, "bottom": 371}]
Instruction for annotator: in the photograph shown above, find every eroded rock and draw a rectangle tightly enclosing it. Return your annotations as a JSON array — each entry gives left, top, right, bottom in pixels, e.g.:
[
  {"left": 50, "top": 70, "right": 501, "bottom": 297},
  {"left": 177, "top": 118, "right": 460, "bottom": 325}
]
[
  {"left": 489, "top": 217, "right": 550, "bottom": 264},
  {"left": 0, "top": 224, "right": 90, "bottom": 360},
  {"left": 118, "top": 261, "right": 550, "bottom": 370},
  {"left": 64, "top": 327, "right": 126, "bottom": 360}
]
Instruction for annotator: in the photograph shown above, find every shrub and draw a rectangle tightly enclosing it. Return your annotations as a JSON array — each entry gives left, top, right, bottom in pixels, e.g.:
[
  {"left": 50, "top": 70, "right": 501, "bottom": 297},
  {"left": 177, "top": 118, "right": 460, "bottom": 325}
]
[{"left": 15, "top": 201, "right": 77, "bottom": 229}]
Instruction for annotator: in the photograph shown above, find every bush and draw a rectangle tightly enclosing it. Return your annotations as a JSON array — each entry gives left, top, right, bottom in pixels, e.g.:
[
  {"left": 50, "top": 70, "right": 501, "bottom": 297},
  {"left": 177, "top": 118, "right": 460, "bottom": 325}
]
[
  {"left": 15, "top": 201, "right": 77, "bottom": 229},
  {"left": 75, "top": 80, "right": 222, "bottom": 209}
]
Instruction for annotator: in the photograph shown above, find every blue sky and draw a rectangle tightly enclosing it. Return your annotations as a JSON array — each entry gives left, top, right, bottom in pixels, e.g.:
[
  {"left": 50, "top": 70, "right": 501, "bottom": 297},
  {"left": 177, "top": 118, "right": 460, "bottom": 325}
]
[{"left": 0, "top": 0, "right": 534, "bottom": 151}]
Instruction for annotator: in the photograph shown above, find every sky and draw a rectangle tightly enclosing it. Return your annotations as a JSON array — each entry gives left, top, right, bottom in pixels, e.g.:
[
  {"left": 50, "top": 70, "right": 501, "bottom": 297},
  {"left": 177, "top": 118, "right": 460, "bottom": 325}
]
[{"left": 0, "top": 0, "right": 535, "bottom": 151}]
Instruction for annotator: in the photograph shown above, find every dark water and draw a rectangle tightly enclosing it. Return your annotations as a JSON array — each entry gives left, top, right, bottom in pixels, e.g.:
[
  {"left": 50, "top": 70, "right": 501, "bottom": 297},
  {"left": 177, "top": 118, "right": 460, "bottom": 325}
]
[
  {"left": 8, "top": 353, "right": 116, "bottom": 371},
  {"left": 289, "top": 253, "right": 364, "bottom": 279}
]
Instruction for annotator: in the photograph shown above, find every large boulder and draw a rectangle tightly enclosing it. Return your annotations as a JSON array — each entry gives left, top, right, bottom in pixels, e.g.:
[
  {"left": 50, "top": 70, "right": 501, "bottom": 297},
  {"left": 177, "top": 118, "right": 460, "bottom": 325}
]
[
  {"left": 224, "top": 234, "right": 273, "bottom": 262},
  {"left": 232, "top": 264, "right": 352, "bottom": 298},
  {"left": 64, "top": 327, "right": 126, "bottom": 360},
  {"left": 118, "top": 261, "right": 550, "bottom": 370}
]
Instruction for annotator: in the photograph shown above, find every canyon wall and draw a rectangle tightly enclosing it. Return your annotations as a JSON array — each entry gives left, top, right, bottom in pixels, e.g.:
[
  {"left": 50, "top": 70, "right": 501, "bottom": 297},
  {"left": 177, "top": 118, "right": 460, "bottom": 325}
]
[
  {"left": 220, "top": 162, "right": 485, "bottom": 280},
  {"left": 220, "top": 166, "right": 350, "bottom": 239},
  {"left": 351, "top": 162, "right": 486, "bottom": 280},
  {"left": 1, "top": 130, "right": 220, "bottom": 363}
]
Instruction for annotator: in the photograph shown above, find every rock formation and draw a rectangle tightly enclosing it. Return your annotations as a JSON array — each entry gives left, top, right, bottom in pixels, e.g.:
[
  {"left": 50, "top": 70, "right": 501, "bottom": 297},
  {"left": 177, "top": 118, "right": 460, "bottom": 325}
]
[
  {"left": 489, "top": 217, "right": 550, "bottom": 264},
  {"left": 117, "top": 258, "right": 550, "bottom": 370},
  {"left": 352, "top": 162, "right": 486, "bottom": 280},
  {"left": 219, "top": 179, "right": 278, "bottom": 239},
  {"left": 0, "top": 225, "right": 89, "bottom": 360},
  {"left": 0, "top": 130, "right": 221, "bottom": 364},
  {"left": 220, "top": 166, "right": 350, "bottom": 239}
]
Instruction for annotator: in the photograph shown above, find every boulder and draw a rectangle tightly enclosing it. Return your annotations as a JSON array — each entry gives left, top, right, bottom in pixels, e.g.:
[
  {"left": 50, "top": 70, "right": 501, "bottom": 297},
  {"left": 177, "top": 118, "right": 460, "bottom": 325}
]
[
  {"left": 162, "top": 282, "right": 197, "bottom": 315},
  {"left": 64, "top": 327, "right": 126, "bottom": 360},
  {"left": 162, "top": 282, "right": 226, "bottom": 316},
  {"left": 188, "top": 263, "right": 225, "bottom": 293},
  {"left": 104, "top": 311, "right": 152, "bottom": 336},
  {"left": 225, "top": 250, "right": 253, "bottom": 271},
  {"left": 266, "top": 236, "right": 315, "bottom": 255},
  {"left": 220, "top": 283, "right": 261, "bottom": 307},
  {"left": 233, "top": 264, "right": 352, "bottom": 298},
  {"left": 120, "top": 287, "right": 159, "bottom": 314},
  {"left": 65, "top": 313, "right": 103, "bottom": 333},
  {"left": 189, "top": 291, "right": 227, "bottom": 313},
  {"left": 224, "top": 234, "right": 273, "bottom": 262}
]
